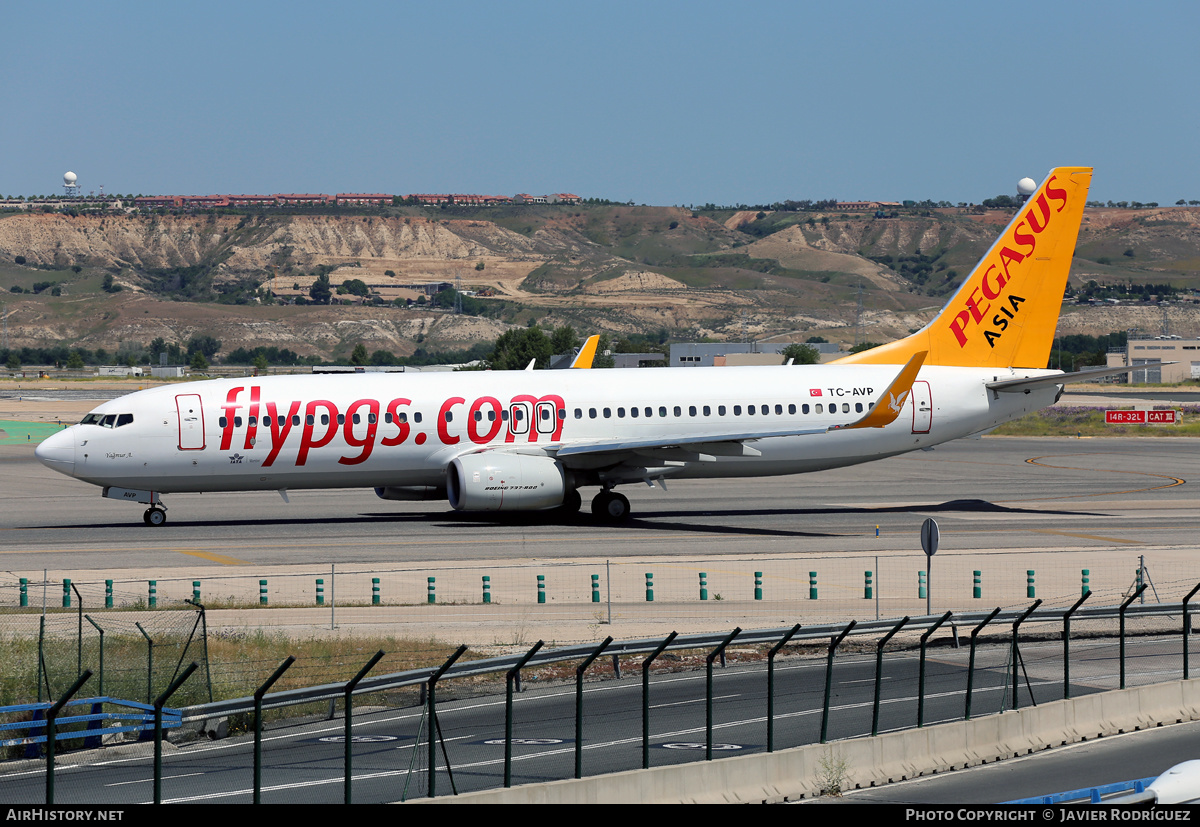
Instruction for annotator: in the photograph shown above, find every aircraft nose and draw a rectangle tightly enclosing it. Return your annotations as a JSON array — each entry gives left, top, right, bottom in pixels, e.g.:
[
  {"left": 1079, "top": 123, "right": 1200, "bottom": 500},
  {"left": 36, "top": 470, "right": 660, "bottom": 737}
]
[{"left": 35, "top": 427, "right": 76, "bottom": 476}]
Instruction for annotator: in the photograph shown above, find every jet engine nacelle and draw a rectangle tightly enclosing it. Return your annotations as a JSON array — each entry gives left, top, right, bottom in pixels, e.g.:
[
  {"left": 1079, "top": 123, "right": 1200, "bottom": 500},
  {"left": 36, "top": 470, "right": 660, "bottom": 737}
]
[
  {"left": 446, "top": 453, "right": 566, "bottom": 512},
  {"left": 374, "top": 485, "right": 446, "bottom": 501}
]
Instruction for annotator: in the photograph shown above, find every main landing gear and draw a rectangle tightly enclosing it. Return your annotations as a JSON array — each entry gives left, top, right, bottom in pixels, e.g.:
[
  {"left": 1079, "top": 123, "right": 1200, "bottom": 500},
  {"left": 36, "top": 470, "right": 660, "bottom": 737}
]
[
  {"left": 143, "top": 506, "right": 167, "bottom": 527},
  {"left": 591, "top": 490, "right": 630, "bottom": 522}
]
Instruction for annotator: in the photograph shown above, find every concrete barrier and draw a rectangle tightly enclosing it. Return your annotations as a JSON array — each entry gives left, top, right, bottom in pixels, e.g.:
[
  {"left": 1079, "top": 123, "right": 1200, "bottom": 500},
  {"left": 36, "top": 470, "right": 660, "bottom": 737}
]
[{"left": 413, "top": 679, "right": 1200, "bottom": 804}]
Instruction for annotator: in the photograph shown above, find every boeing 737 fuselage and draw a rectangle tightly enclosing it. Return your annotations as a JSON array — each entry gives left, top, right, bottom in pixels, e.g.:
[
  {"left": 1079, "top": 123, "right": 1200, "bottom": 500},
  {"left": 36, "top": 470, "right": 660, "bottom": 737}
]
[{"left": 35, "top": 167, "right": 1112, "bottom": 526}]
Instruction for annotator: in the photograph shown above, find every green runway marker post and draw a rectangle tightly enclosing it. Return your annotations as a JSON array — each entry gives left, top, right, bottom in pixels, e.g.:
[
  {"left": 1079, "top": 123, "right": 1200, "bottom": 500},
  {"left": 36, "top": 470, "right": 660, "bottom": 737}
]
[
  {"left": 105, "top": 580, "right": 112, "bottom": 609},
  {"left": 148, "top": 580, "right": 157, "bottom": 609},
  {"left": 483, "top": 575, "right": 491, "bottom": 604},
  {"left": 918, "top": 571, "right": 926, "bottom": 600},
  {"left": 1027, "top": 570, "right": 1036, "bottom": 599},
  {"left": 427, "top": 577, "right": 436, "bottom": 604},
  {"left": 645, "top": 572, "right": 654, "bottom": 602},
  {"left": 809, "top": 571, "right": 818, "bottom": 600},
  {"left": 316, "top": 578, "right": 324, "bottom": 605},
  {"left": 62, "top": 579, "right": 71, "bottom": 609},
  {"left": 591, "top": 574, "right": 599, "bottom": 603},
  {"left": 20, "top": 578, "right": 28, "bottom": 608},
  {"left": 754, "top": 572, "right": 762, "bottom": 601},
  {"left": 372, "top": 577, "right": 380, "bottom": 605},
  {"left": 259, "top": 579, "right": 267, "bottom": 605},
  {"left": 973, "top": 571, "right": 981, "bottom": 599},
  {"left": 699, "top": 572, "right": 708, "bottom": 601},
  {"left": 537, "top": 575, "right": 545, "bottom": 604},
  {"left": 864, "top": 571, "right": 873, "bottom": 600},
  {"left": 193, "top": 581, "right": 201, "bottom": 602},
  {"left": 1082, "top": 569, "right": 1090, "bottom": 596}
]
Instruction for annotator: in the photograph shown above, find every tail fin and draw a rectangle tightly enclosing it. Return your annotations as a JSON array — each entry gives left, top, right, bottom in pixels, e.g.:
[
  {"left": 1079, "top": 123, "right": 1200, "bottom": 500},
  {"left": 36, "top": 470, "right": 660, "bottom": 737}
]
[
  {"left": 833, "top": 167, "right": 1092, "bottom": 368},
  {"left": 570, "top": 335, "right": 600, "bottom": 368}
]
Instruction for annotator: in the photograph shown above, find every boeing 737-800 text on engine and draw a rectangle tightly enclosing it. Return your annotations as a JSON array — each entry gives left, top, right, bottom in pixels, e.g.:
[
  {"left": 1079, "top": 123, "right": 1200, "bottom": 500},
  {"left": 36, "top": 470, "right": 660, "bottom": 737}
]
[{"left": 36, "top": 167, "right": 1133, "bottom": 526}]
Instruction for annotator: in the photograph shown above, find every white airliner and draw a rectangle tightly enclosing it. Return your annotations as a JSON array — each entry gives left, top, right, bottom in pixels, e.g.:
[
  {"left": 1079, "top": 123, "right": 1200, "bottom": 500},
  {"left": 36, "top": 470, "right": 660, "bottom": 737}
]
[{"left": 36, "top": 167, "right": 1131, "bottom": 526}]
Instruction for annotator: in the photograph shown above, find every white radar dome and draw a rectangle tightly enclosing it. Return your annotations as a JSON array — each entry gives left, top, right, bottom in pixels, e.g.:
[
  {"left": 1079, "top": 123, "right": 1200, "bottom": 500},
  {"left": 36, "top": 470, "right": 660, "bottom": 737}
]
[
  {"left": 64, "top": 171, "right": 77, "bottom": 186},
  {"left": 1016, "top": 177, "right": 1037, "bottom": 196}
]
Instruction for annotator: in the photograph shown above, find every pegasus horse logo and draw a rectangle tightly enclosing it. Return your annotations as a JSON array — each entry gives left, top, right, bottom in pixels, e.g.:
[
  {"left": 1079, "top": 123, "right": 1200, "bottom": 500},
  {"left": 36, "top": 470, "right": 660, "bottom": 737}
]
[{"left": 887, "top": 390, "right": 910, "bottom": 416}]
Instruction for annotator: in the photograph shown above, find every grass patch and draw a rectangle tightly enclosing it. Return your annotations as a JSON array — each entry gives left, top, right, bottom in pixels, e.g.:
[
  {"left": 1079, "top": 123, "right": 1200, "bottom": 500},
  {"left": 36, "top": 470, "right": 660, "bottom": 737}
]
[{"left": 991, "top": 405, "right": 1200, "bottom": 437}]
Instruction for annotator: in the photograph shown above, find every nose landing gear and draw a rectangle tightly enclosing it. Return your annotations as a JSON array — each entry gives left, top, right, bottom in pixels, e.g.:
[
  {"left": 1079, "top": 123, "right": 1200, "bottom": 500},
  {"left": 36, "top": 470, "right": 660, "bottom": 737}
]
[{"left": 143, "top": 506, "right": 167, "bottom": 526}]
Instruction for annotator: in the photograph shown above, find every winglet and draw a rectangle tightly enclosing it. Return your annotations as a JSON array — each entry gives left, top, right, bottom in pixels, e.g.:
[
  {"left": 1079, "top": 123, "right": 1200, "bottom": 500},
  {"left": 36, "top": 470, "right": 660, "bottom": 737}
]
[
  {"left": 840, "top": 351, "right": 927, "bottom": 430},
  {"left": 570, "top": 335, "right": 600, "bottom": 369}
]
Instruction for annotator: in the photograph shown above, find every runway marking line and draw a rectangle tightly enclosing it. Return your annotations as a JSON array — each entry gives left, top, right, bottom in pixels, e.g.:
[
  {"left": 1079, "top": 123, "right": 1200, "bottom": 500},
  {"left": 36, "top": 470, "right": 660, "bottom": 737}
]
[
  {"left": 1031, "top": 528, "right": 1143, "bottom": 545},
  {"left": 175, "top": 549, "right": 251, "bottom": 566}
]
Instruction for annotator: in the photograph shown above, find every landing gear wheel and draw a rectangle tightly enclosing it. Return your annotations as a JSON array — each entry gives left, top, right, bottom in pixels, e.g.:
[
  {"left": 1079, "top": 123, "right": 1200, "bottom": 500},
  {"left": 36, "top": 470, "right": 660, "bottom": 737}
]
[
  {"left": 144, "top": 507, "right": 167, "bottom": 527},
  {"left": 558, "top": 488, "right": 582, "bottom": 515},
  {"left": 591, "top": 491, "right": 630, "bottom": 522}
]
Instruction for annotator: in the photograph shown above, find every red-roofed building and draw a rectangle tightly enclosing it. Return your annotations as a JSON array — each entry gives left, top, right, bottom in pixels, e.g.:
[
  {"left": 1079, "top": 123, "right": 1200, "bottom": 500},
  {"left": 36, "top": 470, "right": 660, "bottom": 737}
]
[
  {"left": 275, "top": 194, "right": 332, "bottom": 206},
  {"left": 335, "top": 193, "right": 393, "bottom": 206}
]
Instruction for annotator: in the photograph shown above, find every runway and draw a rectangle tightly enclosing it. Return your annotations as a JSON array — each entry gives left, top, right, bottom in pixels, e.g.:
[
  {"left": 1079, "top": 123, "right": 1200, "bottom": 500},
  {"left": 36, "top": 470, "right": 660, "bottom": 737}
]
[{"left": 2, "top": 437, "right": 1199, "bottom": 565}]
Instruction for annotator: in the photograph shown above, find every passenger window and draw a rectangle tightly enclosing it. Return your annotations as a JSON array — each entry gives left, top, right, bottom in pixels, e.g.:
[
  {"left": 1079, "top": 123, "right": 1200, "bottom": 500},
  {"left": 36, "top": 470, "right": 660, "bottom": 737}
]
[
  {"left": 802, "top": 404, "right": 809, "bottom": 414},
  {"left": 747, "top": 405, "right": 755, "bottom": 415},
  {"left": 689, "top": 406, "right": 697, "bottom": 416},
  {"left": 368, "top": 413, "right": 377, "bottom": 424},
  {"left": 644, "top": 408, "right": 652, "bottom": 417},
  {"left": 320, "top": 415, "right": 329, "bottom": 426},
  {"left": 306, "top": 415, "right": 314, "bottom": 426},
  {"left": 414, "top": 413, "right": 423, "bottom": 423},
  {"left": 398, "top": 412, "right": 408, "bottom": 423},
  {"left": 776, "top": 404, "right": 783, "bottom": 415},
  {"left": 353, "top": 414, "right": 361, "bottom": 425},
  {"left": 292, "top": 415, "right": 301, "bottom": 426},
  {"left": 855, "top": 403, "right": 863, "bottom": 413},
  {"left": 718, "top": 405, "right": 726, "bottom": 416},
  {"left": 235, "top": 416, "right": 243, "bottom": 427},
  {"left": 815, "top": 404, "right": 823, "bottom": 414},
  {"left": 603, "top": 407, "right": 611, "bottom": 418},
  {"left": 501, "top": 410, "right": 509, "bottom": 421},
  {"left": 487, "top": 410, "right": 496, "bottom": 421},
  {"left": 589, "top": 408, "right": 597, "bottom": 419},
  {"left": 733, "top": 405, "right": 742, "bottom": 416},
  {"left": 385, "top": 413, "right": 393, "bottom": 424},
  {"left": 788, "top": 404, "right": 796, "bottom": 415},
  {"left": 219, "top": 416, "right": 228, "bottom": 428},
  {"left": 574, "top": 408, "right": 582, "bottom": 419},
  {"left": 247, "top": 416, "right": 257, "bottom": 427},
  {"left": 842, "top": 403, "right": 850, "bottom": 413},
  {"left": 618, "top": 407, "right": 626, "bottom": 418},
  {"left": 474, "top": 410, "right": 482, "bottom": 421},
  {"left": 540, "top": 408, "right": 550, "bottom": 421},
  {"left": 661, "top": 406, "right": 669, "bottom": 417},
  {"left": 558, "top": 408, "right": 567, "bottom": 419},
  {"left": 673, "top": 406, "right": 681, "bottom": 417},
  {"left": 337, "top": 414, "right": 345, "bottom": 425},
  {"left": 630, "top": 407, "right": 638, "bottom": 418}
]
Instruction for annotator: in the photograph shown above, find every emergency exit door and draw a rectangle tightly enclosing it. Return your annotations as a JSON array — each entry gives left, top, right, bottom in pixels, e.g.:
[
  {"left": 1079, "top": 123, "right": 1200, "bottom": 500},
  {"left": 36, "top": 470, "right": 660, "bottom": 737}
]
[{"left": 176, "top": 394, "right": 206, "bottom": 450}]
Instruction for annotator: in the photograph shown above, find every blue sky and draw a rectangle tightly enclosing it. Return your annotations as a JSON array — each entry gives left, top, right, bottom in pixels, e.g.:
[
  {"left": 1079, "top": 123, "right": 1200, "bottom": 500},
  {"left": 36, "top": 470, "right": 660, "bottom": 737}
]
[{"left": 3, "top": 1, "right": 1197, "bottom": 206}]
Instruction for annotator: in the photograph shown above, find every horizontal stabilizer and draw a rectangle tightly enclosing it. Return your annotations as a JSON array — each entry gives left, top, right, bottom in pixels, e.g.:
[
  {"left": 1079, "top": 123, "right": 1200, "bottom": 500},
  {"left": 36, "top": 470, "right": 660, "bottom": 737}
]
[{"left": 985, "top": 361, "right": 1172, "bottom": 393}]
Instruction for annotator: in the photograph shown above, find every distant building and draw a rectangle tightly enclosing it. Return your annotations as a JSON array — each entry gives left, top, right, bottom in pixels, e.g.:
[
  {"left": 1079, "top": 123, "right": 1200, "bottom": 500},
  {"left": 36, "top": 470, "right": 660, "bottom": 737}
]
[
  {"left": 670, "top": 342, "right": 843, "bottom": 367},
  {"left": 1107, "top": 337, "right": 1200, "bottom": 382},
  {"left": 336, "top": 193, "right": 392, "bottom": 206}
]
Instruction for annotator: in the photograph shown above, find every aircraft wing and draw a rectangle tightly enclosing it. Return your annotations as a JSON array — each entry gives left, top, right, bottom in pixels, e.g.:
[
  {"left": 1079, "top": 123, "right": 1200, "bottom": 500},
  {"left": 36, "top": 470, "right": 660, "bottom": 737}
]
[
  {"left": 548, "top": 351, "right": 927, "bottom": 464},
  {"left": 985, "top": 361, "right": 1171, "bottom": 393}
]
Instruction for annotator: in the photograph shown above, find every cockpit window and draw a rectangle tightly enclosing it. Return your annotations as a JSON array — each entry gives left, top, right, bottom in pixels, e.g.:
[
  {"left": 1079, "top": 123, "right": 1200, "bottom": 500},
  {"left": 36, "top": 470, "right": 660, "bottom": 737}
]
[
  {"left": 116, "top": 413, "right": 134, "bottom": 427},
  {"left": 101, "top": 414, "right": 117, "bottom": 428},
  {"left": 81, "top": 413, "right": 102, "bottom": 425}
]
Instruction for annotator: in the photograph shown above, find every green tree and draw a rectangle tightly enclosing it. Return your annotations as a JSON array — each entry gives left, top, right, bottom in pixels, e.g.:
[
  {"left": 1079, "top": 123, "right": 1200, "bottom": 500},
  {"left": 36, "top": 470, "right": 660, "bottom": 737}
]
[
  {"left": 550, "top": 325, "right": 580, "bottom": 357},
  {"left": 350, "top": 343, "right": 368, "bottom": 366},
  {"left": 341, "top": 278, "right": 369, "bottom": 297},
  {"left": 66, "top": 351, "right": 85, "bottom": 370},
  {"left": 850, "top": 342, "right": 883, "bottom": 354},
  {"left": 6, "top": 353, "right": 21, "bottom": 371},
  {"left": 309, "top": 274, "right": 332, "bottom": 304},
  {"left": 781, "top": 343, "right": 820, "bottom": 364},
  {"left": 252, "top": 353, "right": 269, "bottom": 372},
  {"left": 190, "top": 351, "right": 209, "bottom": 372},
  {"left": 488, "top": 326, "right": 554, "bottom": 370}
]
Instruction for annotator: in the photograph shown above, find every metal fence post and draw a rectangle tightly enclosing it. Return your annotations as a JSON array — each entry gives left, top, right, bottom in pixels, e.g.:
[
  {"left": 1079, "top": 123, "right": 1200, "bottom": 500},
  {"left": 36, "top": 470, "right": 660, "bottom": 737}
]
[
  {"left": 505, "top": 640, "right": 544, "bottom": 788},
  {"left": 45, "top": 670, "right": 92, "bottom": 805},
  {"left": 918, "top": 612, "right": 953, "bottom": 727},
  {"left": 706, "top": 628, "right": 741, "bottom": 760},
  {"left": 966, "top": 608, "right": 1002, "bottom": 720},
  {"left": 1011, "top": 600, "right": 1042, "bottom": 710},
  {"left": 872, "top": 616, "right": 909, "bottom": 736},
  {"left": 1062, "top": 590, "right": 1092, "bottom": 699},
  {"left": 253, "top": 656, "right": 295, "bottom": 804},
  {"left": 343, "top": 650, "right": 385, "bottom": 804},
  {"left": 821, "top": 621, "right": 856, "bottom": 744},
  {"left": 1184, "top": 583, "right": 1200, "bottom": 680},
  {"left": 575, "top": 637, "right": 613, "bottom": 779},
  {"left": 767, "top": 624, "right": 801, "bottom": 753},
  {"left": 427, "top": 644, "right": 468, "bottom": 798},
  {"left": 642, "top": 631, "right": 678, "bottom": 769},
  {"left": 1119, "top": 585, "right": 1148, "bottom": 689},
  {"left": 153, "top": 662, "right": 198, "bottom": 804},
  {"left": 83, "top": 615, "right": 105, "bottom": 697}
]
